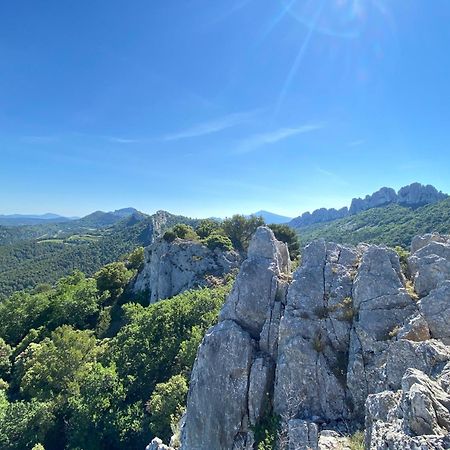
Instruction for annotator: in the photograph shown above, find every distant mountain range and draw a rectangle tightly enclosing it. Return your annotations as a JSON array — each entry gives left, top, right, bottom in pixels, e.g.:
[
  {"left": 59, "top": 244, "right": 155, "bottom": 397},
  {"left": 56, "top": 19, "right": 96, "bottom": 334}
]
[
  {"left": 0, "top": 213, "right": 79, "bottom": 226},
  {"left": 249, "top": 210, "right": 292, "bottom": 224},
  {"left": 290, "top": 183, "right": 448, "bottom": 228},
  {"left": 0, "top": 208, "right": 140, "bottom": 227}
]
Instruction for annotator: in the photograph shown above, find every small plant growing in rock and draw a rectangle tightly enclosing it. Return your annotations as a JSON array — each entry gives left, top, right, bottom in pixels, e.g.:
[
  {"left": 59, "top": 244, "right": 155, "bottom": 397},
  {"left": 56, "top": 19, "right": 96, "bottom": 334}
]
[
  {"left": 312, "top": 332, "right": 325, "bottom": 353},
  {"left": 349, "top": 430, "right": 365, "bottom": 450},
  {"left": 388, "top": 325, "right": 401, "bottom": 339},
  {"left": 405, "top": 280, "right": 419, "bottom": 301},
  {"left": 394, "top": 245, "right": 411, "bottom": 278}
]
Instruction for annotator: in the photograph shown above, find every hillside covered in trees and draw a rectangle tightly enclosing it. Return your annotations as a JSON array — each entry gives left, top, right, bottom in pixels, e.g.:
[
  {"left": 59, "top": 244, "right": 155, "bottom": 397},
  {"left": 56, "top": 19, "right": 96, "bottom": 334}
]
[
  {"left": 295, "top": 197, "right": 450, "bottom": 248},
  {"left": 0, "top": 211, "right": 197, "bottom": 299}
]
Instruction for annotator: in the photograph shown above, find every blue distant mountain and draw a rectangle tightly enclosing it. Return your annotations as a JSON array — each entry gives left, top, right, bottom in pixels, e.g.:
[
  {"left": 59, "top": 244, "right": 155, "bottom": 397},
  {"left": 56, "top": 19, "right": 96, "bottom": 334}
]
[
  {"left": 0, "top": 213, "right": 77, "bottom": 226},
  {"left": 250, "top": 210, "right": 292, "bottom": 224}
]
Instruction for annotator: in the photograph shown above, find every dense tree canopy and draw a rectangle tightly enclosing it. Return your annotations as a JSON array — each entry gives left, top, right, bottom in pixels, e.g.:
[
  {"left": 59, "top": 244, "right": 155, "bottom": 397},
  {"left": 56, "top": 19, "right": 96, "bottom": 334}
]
[{"left": 0, "top": 258, "right": 231, "bottom": 449}]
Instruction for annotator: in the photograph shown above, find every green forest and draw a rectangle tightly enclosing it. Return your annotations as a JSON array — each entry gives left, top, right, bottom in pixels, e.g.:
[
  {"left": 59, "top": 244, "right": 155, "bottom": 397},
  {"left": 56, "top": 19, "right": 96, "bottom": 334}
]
[{"left": 0, "top": 258, "right": 231, "bottom": 449}]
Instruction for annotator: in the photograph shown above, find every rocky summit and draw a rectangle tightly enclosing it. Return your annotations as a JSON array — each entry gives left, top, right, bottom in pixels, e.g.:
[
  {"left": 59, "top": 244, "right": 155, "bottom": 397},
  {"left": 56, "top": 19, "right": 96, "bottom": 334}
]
[
  {"left": 291, "top": 183, "right": 448, "bottom": 228},
  {"left": 133, "top": 236, "right": 240, "bottom": 303},
  {"left": 177, "top": 228, "right": 450, "bottom": 449}
]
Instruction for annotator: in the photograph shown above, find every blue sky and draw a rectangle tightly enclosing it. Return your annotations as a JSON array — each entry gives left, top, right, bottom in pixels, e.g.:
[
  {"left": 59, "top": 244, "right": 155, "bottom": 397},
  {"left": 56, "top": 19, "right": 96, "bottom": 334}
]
[{"left": 1, "top": 0, "right": 450, "bottom": 218}]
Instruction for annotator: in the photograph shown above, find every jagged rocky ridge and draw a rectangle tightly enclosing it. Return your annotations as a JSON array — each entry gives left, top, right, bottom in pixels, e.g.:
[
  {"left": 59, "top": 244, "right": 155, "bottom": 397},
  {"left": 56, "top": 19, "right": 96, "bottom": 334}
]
[
  {"left": 178, "top": 228, "right": 450, "bottom": 449},
  {"left": 133, "top": 236, "right": 240, "bottom": 303},
  {"left": 291, "top": 183, "right": 448, "bottom": 228}
]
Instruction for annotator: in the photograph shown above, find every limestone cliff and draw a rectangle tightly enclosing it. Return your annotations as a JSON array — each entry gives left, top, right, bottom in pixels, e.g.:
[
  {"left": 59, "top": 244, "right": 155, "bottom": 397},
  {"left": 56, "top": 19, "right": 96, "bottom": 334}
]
[
  {"left": 133, "top": 237, "right": 240, "bottom": 303},
  {"left": 180, "top": 228, "right": 450, "bottom": 449}
]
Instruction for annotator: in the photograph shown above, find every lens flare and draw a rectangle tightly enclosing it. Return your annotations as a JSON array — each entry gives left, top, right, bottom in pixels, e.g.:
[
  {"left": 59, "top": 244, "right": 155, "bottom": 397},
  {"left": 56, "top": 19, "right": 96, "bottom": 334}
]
[{"left": 280, "top": 0, "right": 369, "bottom": 39}]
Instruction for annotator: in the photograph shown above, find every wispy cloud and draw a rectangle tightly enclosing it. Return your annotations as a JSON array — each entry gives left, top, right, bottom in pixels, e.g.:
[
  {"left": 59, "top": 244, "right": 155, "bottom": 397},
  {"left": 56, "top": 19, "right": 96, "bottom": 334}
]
[
  {"left": 348, "top": 139, "right": 365, "bottom": 147},
  {"left": 106, "top": 137, "right": 144, "bottom": 144},
  {"left": 315, "top": 166, "right": 350, "bottom": 186},
  {"left": 162, "top": 110, "right": 260, "bottom": 142},
  {"left": 20, "top": 136, "right": 59, "bottom": 144},
  {"left": 235, "top": 123, "right": 323, "bottom": 154}
]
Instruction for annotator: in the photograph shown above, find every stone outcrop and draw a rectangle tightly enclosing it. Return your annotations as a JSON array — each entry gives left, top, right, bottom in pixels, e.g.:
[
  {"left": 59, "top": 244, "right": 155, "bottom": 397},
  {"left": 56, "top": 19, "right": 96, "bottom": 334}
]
[
  {"left": 290, "top": 183, "right": 448, "bottom": 228},
  {"left": 146, "top": 437, "right": 174, "bottom": 450},
  {"left": 289, "top": 207, "right": 348, "bottom": 228},
  {"left": 182, "top": 227, "right": 290, "bottom": 450},
  {"left": 398, "top": 182, "right": 448, "bottom": 207},
  {"left": 133, "top": 237, "right": 240, "bottom": 303},
  {"left": 179, "top": 229, "right": 450, "bottom": 449},
  {"left": 349, "top": 187, "right": 398, "bottom": 215}
]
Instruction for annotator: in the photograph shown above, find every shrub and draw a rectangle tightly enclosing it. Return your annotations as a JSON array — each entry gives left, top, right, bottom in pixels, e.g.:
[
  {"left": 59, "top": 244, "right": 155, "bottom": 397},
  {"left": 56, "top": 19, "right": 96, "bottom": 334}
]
[
  {"left": 126, "top": 247, "right": 145, "bottom": 271},
  {"left": 95, "top": 262, "right": 134, "bottom": 298},
  {"left": 195, "top": 219, "right": 222, "bottom": 239},
  {"left": 146, "top": 375, "right": 188, "bottom": 442},
  {"left": 171, "top": 224, "right": 199, "bottom": 241},
  {"left": 203, "top": 233, "right": 234, "bottom": 251},
  {"left": 222, "top": 215, "right": 264, "bottom": 253},
  {"left": 163, "top": 230, "right": 177, "bottom": 243}
]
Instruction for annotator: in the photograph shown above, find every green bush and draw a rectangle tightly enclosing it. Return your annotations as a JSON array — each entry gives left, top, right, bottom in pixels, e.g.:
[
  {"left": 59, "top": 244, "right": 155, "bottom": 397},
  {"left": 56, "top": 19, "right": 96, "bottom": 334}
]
[
  {"left": 147, "top": 374, "right": 188, "bottom": 442},
  {"left": 95, "top": 262, "right": 134, "bottom": 298},
  {"left": 163, "top": 230, "right": 177, "bottom": 243},
  {"left": 195, "top": 219, "right": 222, "bottom": 239},
  {"left": 222, "top": 215, "right": 264, "bottom": 253},
  {"left": 203, "top": 233, "right": 234, "bottom": 251}
]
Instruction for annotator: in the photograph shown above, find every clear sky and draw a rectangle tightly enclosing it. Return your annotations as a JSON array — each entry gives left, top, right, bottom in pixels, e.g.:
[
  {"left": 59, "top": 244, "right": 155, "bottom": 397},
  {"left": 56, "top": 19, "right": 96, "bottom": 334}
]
[{"left": 1, "top": 0, "right": 450, "bottom": 218}]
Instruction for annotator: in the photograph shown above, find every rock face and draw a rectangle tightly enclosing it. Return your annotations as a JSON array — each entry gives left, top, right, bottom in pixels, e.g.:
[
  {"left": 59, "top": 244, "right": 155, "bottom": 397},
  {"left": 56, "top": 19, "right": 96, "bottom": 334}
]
[
  {"left": 290, "top": 207, "right": 349, "bottom": 228},
  {"left": 398, "top": 182, "right": 448, "bottom": 207},
  {"left": 291, "top": 183, "right": 448, "bottom": 228},
  {"left": 349, "top": 187, "right": 398, "bottom": 215},
  {"left": 180, "top": 230, "right": 450, "bottom": 449},
  {"left": 182, "top": 227, "right": 290, "bottom": 450},
  {"left": 133, "top": 238, "right": 240, "bottom": 303}
]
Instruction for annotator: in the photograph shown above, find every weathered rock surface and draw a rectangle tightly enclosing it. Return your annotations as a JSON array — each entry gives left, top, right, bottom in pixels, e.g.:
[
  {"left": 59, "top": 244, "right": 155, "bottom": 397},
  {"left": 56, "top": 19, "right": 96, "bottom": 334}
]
[
  {"left": 181, "top": 227, "right": 289, "bottom": 450},
  {"left": 146, "top": 437, "right": 174, "bottom": 450},
  {"left": 398, "top": 182, "right": 448, "bottom": 207},
  {"left": 409, "top": 236, "right": 450, "bottom": 297},
  {"left": 179, "top": 231, "right": 450, "bottom": 450},
  {"left": 349, "top": 186, "right": 398, "bottom": 215},
  {"left": 133, "top": 238, "right": 240, "bottom": 303}
]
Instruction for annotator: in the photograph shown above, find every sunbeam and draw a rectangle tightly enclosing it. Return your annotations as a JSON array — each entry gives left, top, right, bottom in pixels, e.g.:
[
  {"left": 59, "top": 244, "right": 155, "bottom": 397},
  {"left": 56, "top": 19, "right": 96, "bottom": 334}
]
[{"left": 275, "top": 0, "right": 326, "bottom": 115}]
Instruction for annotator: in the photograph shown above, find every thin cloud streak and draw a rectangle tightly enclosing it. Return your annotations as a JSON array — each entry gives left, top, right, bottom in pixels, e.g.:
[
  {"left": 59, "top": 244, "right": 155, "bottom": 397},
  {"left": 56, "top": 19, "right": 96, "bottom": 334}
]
[
  {"left": 20, "top": 136, "right": 60, "bottom": 144},
  {"left": 162, "top": 110, "right": 260, "bottom": 142},
  {"left": 235, "top": 123, "right": 323, "bottom": 154},
  {"left": 348, "top": 139, "right": 365, "bottom": 147},
  {"left": 106, "top": 137, "right": 144, "bottom": 144}
]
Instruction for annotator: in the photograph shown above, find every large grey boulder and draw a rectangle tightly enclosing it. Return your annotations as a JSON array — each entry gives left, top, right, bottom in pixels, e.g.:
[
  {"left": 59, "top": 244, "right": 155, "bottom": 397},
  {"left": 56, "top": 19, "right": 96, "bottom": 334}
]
[
  {"left": 419, "top": 281, "right": 450, "bottom": 343},
  {"left": 182, "top": 320, "right": 254, "bottom": 450},
  {"left": 288, "top": 420, "right": 318, "bottom": 450},
  {"left": 133, "top": 238, "right": 239, "bottom": 303},
  {"left": 365, "top": 367, "right": 450, "bottom": 449},
  {"left": 181, "top": 227, "right": 289, "bottom": 449},
  {"left": 353, "top": 246, "right": 416, "bottom": 341},
  {"left": 408, "top": 237, "right": 450, "bottom": 297},
  {"left": 275, "top": 240, "right": 360, "bottom": 422},
  {"left": 220, "top": 227, "right": 290, "bottom": 338}
]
